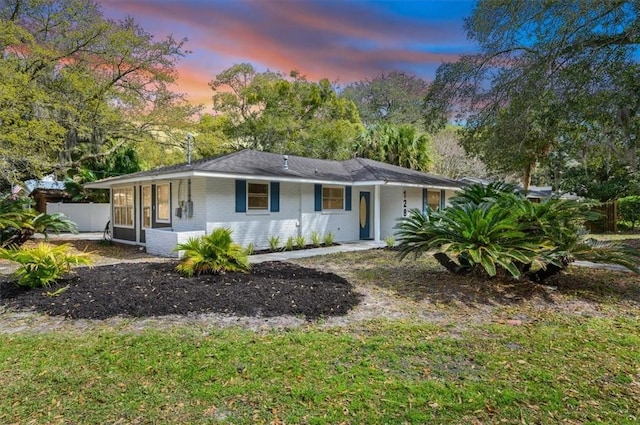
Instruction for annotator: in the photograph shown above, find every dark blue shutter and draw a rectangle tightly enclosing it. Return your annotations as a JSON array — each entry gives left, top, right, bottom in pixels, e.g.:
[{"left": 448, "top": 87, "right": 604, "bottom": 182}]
[
  {"left": 314, "top": 184, "right": 322, "bottom": 211},
  {"left": 422, "top": 188, "right": 427, "bottom": 214},
  {"left": 270, "top": 182, "right": 280, "bottom": 212},
  {"left": 345, "top": 186, "right": 352, "bottom": 211},
  {"left": 440, "top": 189, "right": 446, "bottom": 210},
  {"left": 235, "top": 180, "right": 246, "bottom": 212}
]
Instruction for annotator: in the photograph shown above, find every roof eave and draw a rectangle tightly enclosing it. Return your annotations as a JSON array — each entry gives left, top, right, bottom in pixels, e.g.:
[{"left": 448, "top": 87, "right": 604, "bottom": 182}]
[{"left": 84, "top": 170, "right": 356, "bottom": 188}]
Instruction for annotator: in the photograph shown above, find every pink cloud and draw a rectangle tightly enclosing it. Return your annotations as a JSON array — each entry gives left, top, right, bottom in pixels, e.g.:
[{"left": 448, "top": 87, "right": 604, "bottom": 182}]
[{"left": 100, "top": 0, "right": 474, "bottom": 105}]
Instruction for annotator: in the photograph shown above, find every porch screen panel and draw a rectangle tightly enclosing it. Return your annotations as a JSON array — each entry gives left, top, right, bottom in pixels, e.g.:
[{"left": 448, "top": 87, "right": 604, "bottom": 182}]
[
  {"left": 113, "top": 187, "right": 134, "bottom": 227},
  {"left": 156, "top": 183, "right": 170, "bottom": 221},
  {"left": 142, "top": 186, "right": 151, "bottom": 228}
]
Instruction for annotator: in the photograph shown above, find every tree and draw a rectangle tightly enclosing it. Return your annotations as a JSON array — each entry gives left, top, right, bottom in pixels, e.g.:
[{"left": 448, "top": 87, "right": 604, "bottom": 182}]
[
  {"left": 353, "top": 123, "right": 433, "bottom": 172},
  {"left": 342, "top": 71, "right": 429, "bottom": 128},
  {"left": 431, "top": 126, "right": 487, "bottom": 179},
  {"left": 193, "top": 114, "right": 233, "bottom": 158},
  {"left": 618, "top": 196, "right": 640, "bottom": 230},
  {"left": 0, "top": 0, "right": 199, "bottom": 188},
  {"left": 424, "top": 0, "right": 640, "bottom": 192},
  {"left": 209, "top": 63, "right": 363, "bottom": 160}
]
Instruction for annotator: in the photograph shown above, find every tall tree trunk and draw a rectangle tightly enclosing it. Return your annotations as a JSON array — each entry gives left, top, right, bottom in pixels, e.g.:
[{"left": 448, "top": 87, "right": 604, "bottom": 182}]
[{"left": 522, "top": 162, "right": 533, "bottom": 192}]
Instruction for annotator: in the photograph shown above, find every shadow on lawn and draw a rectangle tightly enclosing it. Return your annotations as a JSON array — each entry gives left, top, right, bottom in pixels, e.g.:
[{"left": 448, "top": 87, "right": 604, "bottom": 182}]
[{"left": 347, "top": 250, "right": 640, "bottom": 308}]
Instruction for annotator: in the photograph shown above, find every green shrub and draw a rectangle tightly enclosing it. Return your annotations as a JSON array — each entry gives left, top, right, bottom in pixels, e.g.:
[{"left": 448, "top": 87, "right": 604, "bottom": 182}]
[
  {"left": 395, "top": 183, "right": 640, "bottom": 281},
  {"left": 618, "top": 196, "right": 640, "bottom": 230},
  {"left": 0, "top": 242, "right": 93, "bottom": 288},
  {"left": 245, "top": 242, "right": 254, "bottom": 256},
  {"left": 311, "top": 231, "right": 321, "bottom": 247},
  {"left": 175, "top": 228, "right": 250, "bottom": 277},
  {"left": 323, "top": 232, "right": 334, "bottom": 246},
  {"left": 285, "top": 236, "right": 295, "bottom": 251},
  {"left": 1, "top": 194, "right": 79, "bottom": 248},
  {"left": 384, "top": 235, "right": 395, "bottom": 248},
  {"left": 295, "top": 235, "right": 306, "bottom": 249},
  {"left": 268, "top": 235, "right": 280, "bottom": 251}
]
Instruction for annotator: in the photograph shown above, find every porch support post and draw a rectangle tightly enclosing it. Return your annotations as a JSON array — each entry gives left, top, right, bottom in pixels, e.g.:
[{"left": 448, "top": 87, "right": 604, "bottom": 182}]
[{"left": 374, "top": 185, "right": 381, "bottom": 242}]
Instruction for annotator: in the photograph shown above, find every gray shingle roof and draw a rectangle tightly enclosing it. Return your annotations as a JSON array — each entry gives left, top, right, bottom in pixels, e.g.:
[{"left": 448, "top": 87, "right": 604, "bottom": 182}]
[{"left": 87, "top": 149, "right": 460, "bottom": 189}]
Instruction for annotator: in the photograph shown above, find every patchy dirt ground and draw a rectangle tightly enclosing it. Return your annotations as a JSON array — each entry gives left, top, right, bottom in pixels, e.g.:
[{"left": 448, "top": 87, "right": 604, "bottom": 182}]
[{"left": 1, "top": 238, "right": 639, "bottom": 333}]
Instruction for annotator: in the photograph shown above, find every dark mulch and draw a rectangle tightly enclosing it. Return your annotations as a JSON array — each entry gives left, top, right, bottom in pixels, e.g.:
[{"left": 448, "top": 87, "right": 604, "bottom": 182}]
[{"left": 0, "top": 261, "right": 362, "bottom": 320}]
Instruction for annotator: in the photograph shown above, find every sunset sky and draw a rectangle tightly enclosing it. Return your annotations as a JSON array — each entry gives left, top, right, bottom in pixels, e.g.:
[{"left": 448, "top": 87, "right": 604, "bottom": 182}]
[{"left": 100, "top": 0, "right": 477, "bottom": 107}]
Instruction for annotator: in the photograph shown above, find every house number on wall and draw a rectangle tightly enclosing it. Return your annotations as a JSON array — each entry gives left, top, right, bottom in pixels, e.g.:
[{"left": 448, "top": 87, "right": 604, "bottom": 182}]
[{"left": 403, "top": 190, "right": 407, "bottom": 217}]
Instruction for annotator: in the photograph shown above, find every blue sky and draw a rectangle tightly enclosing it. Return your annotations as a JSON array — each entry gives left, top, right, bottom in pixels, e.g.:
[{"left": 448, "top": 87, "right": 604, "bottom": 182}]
[{"left": 100, "top": 0, "right": 477, "bottom": 105}]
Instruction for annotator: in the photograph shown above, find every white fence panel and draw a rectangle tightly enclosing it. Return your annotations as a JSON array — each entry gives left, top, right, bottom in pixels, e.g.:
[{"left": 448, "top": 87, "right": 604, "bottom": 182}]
[{"left": 46, "top": 203, "right": 110, "bottom": 232}]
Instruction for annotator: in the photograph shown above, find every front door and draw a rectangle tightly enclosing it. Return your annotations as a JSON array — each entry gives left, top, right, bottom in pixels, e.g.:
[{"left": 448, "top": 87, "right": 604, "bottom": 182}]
[{"left": 359, "top": 191, "right": 370, "bottom": 239}]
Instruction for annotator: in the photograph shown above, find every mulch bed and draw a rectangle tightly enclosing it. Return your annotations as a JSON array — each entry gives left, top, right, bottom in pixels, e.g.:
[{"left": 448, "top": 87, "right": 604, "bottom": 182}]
[{"left": 0, "top": 261, "right": 362, "bottom": 320}]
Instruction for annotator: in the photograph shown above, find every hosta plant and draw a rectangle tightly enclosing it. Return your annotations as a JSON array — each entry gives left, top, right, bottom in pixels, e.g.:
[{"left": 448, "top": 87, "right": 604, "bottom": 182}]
[
  {"left": 0, "top": 242, "right": 93, "bottom": 288},
  {"left": 175, "top": 228, "right": 250, "bottom": 277}
]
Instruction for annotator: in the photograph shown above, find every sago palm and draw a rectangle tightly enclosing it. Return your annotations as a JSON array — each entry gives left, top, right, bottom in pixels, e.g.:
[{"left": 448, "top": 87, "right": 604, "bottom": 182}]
[{"left": 175, "top": 228, "right": 250, "bottom": 277}]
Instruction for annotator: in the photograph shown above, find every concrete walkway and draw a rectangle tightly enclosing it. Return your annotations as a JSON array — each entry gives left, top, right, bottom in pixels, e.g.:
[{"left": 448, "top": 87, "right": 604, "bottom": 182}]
[
  {"left": 37, "top": 233, "right": 387, "bottom": 261},
  {"left": 250, "top": 241, "right": 386, "bottom": 263}
]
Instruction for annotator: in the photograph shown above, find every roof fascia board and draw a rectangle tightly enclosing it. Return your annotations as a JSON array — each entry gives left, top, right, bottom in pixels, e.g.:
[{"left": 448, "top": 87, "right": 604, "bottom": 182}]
[
  {"left": 84, "top": 171, "right": 460, "bottom": 190},
  {"left": 381, "top": 181, "right": 461, "bottom": 190},
  {"left": 85, "top": 170, "right": 354, "bottom": 188}
]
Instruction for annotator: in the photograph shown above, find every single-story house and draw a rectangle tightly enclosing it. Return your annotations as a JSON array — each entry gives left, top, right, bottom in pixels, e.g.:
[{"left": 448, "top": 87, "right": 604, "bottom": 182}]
[{"left": 85, "top": 149, "right": 461, "bottom": 257}]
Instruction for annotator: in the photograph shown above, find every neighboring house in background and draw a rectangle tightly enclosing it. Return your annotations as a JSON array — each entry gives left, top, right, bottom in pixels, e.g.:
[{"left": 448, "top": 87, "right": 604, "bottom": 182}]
[
  {"left": 24, "top": 178, "right": 70, "bottom": 212},
  {"left": 458, "top": 177, "right": 578, "bottom": 202},
  {"left": 85, "top": 149, "right": 461, "bottom": 257}
]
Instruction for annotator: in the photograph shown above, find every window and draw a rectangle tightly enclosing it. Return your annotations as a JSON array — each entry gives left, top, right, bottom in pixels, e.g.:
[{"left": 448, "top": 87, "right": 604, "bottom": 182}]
[
  {"left": 323, "top": 186, "right": 344, "bottom": 210},
  {"left": 248, "top": 182, "right": 269, "bottom": 210},
  {"left": 113, "top": 187, "right": 134, "bottom": 227},
  {"left": 156, "top": 183, "right": 170, "bottom": 222},
  {"left": 428, "top": 190, "right": 441, "bottom": 211},
  {"left": 142, "top": 186, "right": 151, "bottom": 228}
]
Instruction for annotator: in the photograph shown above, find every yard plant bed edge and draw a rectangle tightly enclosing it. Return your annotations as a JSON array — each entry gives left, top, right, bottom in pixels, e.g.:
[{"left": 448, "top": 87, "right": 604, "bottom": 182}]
[{"left": 0, "top": 261, "right": 362, "bottom": 320}]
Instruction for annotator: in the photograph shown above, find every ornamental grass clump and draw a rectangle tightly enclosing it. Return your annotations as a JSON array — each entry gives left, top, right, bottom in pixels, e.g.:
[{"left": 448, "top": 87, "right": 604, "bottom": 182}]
[
  {"left": 175, "top": 228, "right": 250, "bottom": 277},
  {"left": 0, "top": 242, "right": 93, "bottom": 288},
  {"left": 311, "top": 231, "right": 321, "bottom": 247}
]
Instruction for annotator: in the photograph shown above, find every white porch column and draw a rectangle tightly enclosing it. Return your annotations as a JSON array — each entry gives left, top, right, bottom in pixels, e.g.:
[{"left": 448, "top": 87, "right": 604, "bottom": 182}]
[{"left": 374, "top": 185, "right": 381, "bottom": 242}]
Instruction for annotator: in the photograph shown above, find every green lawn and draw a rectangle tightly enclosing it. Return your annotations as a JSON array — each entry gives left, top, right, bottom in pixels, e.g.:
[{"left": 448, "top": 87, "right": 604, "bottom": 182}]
[
  {"left": 1, "top": 247, "right": 640, "bottom": 424},
  {"left": 1, "top": 317, "right": 639, "bottom": 424}
]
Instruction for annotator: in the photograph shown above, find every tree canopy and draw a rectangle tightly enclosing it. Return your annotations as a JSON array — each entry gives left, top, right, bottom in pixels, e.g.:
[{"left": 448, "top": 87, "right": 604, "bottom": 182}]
[
  {"left": 425, "top": 0, "right": 640, "bottom": 195},
  {"left": 353, "top": 123, "right": 433, "bottom": 172},
  {"left": 0, "top": 0, "right": 198, "bottom": 188},
  {"left": 341, "top": 71, "right": 428, "bottom": 129},
  {"left": 208, "top": 63, "right": 362, "bottom": 160}
]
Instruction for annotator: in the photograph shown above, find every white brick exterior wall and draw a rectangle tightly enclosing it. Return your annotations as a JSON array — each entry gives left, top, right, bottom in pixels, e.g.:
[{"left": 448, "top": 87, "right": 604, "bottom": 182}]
[
  {"left": 145, "top": 228, "right": 205, "bottom": 257},
  {"left": 116, "top": 176, "right": 457, "bottom": 253},
  {"left": 379, "top": 186, "right": 424, "bottom": 241},
  {"left": 204, "top": 180, "right": 359, "bottom": 250}
]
